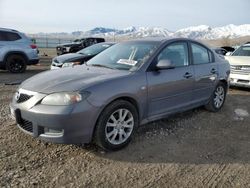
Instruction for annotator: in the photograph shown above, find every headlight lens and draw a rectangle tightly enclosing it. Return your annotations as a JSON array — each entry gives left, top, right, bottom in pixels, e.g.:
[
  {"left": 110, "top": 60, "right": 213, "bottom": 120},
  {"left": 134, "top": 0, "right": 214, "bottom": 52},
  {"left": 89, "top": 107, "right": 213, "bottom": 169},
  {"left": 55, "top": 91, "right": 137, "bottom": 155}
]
[
  {"left": 62, "top": 62, "right": 81, "bottom": 68},
  {"left": 62, "top": 62, "right": 74, "bottom": 68},
  {"left": 41, "top": 92, "right": 90, "bottom": 105}
]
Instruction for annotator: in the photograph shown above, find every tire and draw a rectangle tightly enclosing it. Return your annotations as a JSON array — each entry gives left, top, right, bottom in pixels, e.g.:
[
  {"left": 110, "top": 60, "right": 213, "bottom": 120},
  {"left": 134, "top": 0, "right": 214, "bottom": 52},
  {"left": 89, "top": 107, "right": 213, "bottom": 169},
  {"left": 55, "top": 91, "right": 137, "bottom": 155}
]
[
  {"left": 94, "top": 100, "right": 139, "bottom": 151},
  {"left": 205, "top": 82, "right": 227, "bottom": 112},
  {"left": 5, "top": 54, "right": 27, "bottom": 73}
]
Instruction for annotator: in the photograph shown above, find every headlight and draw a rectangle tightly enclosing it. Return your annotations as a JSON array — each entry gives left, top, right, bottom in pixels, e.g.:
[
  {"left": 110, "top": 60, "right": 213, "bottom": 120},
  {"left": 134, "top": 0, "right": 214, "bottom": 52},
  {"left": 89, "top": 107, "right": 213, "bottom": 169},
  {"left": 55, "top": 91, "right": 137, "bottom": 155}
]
[
  {"left": 62, "top": 62, "right": 74, "bottom": 68},
  {"left": 62, "top": 62, "right": 81, "bottom": 68},
  {"left": 41, "top": 92, "right": 90, "bottom": 105}
]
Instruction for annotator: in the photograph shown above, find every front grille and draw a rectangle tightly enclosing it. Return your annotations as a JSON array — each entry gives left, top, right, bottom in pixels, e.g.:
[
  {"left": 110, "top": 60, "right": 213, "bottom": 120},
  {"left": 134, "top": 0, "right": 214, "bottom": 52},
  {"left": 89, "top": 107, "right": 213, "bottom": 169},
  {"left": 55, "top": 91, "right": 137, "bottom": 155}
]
[
  {"left": 237, "top": 79, "right": 249, "bottom": 84},
  {"left": 17, "top": 93, "right": 33, "bottom": 103},
  {"left": 19, "top": 119, "right": 33, "bottom": 133},
  {"left": 231, "top": 65, "right": 250, "bottom": 75}
]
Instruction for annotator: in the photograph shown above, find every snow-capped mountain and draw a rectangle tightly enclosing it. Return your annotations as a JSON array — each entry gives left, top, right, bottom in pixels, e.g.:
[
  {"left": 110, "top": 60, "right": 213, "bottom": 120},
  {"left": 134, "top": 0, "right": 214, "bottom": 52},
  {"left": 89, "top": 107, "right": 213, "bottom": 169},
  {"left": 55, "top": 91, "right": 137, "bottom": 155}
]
[
  {"left": 174, "top": 25, "right": 213, "bottom": 39},
  {"left": 83, "top": 24, "right": 250, "bottom": 39},
  {"left": 30, "top": 24, "right": 250, "bottom": 40},
  {"left": 174, "top": 24, "right": 250, "bottom": 39}
]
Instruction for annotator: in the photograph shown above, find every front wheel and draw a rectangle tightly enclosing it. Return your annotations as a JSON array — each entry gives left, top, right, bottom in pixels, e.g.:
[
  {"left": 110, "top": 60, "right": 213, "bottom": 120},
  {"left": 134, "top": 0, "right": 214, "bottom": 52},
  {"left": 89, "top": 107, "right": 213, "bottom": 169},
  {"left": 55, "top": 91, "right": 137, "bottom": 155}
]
[
  {"left": 205, "top": 82, "right": 227, "bottom": 112},
  {"left": 94, "top": 100, "right": 139, "bottom": 151}
]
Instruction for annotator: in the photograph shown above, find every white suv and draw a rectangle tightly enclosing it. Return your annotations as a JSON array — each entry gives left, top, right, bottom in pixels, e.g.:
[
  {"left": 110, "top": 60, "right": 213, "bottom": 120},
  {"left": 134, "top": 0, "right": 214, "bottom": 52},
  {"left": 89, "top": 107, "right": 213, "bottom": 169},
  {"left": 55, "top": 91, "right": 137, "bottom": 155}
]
[
  {"left": 225, "top": 43, "right": 250, "bottom": 88},
  {"left": 0, "top": 28, "right": 39, "bottom": 73}
]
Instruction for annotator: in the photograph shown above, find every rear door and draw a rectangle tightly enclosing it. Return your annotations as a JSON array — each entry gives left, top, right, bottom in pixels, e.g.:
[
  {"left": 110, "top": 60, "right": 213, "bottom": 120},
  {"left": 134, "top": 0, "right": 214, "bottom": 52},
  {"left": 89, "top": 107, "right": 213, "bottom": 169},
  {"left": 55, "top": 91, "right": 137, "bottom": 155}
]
[
  {"left": 190, "top": 42, "right": 218, "bottom": 102},
  {"left": 147, "top": 41, "right": 195, "bottom": 117}
]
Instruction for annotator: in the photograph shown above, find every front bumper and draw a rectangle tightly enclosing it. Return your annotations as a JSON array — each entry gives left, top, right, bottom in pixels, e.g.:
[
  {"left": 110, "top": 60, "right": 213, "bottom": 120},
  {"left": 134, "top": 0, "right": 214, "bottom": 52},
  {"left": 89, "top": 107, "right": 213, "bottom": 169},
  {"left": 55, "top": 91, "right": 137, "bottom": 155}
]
[
  {"left": 10, "top": 96, "right": 100, "bottom": 144},
  {"left": 50, "top": 65, "right": 61, "bottom": 70},
  {"left": 230, "top": 73, "right": 250, "bottom": 88}
]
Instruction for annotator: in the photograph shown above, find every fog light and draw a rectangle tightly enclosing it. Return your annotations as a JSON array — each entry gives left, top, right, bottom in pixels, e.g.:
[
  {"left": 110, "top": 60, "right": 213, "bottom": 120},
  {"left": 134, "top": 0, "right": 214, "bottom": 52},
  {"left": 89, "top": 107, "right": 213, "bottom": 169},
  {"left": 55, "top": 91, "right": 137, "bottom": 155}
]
[{"left": 43, "top": 127, "right": 64, "bottom": 137}]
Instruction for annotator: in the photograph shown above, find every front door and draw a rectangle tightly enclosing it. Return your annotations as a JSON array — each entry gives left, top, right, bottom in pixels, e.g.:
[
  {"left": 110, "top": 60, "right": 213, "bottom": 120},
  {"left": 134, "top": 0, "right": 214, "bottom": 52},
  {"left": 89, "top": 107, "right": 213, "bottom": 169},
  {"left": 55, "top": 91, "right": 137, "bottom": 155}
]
[{"left": 147, "top": 42, "right": 195, "bottom": 117}]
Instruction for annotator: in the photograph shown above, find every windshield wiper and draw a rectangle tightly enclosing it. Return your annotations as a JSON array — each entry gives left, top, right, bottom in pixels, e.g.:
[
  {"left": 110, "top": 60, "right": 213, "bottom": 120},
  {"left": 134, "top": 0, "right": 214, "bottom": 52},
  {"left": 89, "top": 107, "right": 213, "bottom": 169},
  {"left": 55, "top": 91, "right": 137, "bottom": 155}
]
[{"left": 88, "top": 64, "right": 116, "bottom": 70}]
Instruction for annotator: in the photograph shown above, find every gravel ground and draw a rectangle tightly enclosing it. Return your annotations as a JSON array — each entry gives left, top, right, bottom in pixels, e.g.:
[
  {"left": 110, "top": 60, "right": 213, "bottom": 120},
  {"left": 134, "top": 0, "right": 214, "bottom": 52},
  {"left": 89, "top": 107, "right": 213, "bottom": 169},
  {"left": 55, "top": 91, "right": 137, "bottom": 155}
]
[{"left": 0, "top": 66, "right": 250, "bottom": 187}]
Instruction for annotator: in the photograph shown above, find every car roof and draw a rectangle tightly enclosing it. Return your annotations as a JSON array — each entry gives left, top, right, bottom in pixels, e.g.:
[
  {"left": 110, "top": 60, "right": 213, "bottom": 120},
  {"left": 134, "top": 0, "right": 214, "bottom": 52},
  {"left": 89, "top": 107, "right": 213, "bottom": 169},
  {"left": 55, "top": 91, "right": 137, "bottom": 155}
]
[
  {"left": 125, "top": 37, "right": 211, "bottom": 48},
  {"left": 0, "top": 27, "right": 19, "bottom": 33},
  {"left": 243, "top": 43, "right": 250, "bottom": 47},
  {"left": 128, "top": 37, "right": 202, "bottom": 43},
  {"left": 99, "top": 42, "right": 116, "bottom": 45},
  {"left": 213, "top": 47, "right": 226, "bottom": 50}
]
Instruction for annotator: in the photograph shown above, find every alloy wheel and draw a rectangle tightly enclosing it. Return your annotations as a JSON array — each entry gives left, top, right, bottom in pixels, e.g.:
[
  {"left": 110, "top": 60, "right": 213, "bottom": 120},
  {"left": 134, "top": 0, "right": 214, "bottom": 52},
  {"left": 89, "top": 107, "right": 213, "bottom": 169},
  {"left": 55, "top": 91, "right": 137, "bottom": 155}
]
[
  {"left": 105, "top": 108, "right": 134, "bottom": 145},
  {"left": 213, "top": 86, "right": 225, "bottom": 108}
]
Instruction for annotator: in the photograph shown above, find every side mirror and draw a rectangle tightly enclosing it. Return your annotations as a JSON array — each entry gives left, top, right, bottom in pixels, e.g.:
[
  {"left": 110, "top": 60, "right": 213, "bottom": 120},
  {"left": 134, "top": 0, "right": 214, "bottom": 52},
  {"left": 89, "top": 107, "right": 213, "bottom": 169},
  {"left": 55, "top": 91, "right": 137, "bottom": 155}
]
[
  {"left": 226, "top": 52, "right": 232, "bottom": 56},
  {"left": 156, "top": 59, "right": 175, "bottom": 70}
]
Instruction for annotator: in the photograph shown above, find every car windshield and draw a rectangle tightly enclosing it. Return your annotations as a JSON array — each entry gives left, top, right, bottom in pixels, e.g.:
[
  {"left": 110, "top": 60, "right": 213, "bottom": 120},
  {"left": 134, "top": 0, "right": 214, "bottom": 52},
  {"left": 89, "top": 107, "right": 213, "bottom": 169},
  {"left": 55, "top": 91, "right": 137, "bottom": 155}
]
[
  {"left": 77, "top": 43, "right": 113, "bottom": 56},
  {"left": 232, "top": 46, "right": 250, "bottom": 56},
  {"left": 86, "top": 42, "right": 158, "bottom": 71}
]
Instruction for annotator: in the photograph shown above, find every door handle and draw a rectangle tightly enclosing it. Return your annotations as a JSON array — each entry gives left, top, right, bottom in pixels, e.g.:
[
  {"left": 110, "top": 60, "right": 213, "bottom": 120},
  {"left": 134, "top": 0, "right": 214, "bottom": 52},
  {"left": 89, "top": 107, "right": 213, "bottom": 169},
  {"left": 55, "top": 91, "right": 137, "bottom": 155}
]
[
  {"left": 183, "top": 72, "right": 193, "bottom": 79},
  {"left": 211, "top": 68, "right": 217, "bottom": 74}
]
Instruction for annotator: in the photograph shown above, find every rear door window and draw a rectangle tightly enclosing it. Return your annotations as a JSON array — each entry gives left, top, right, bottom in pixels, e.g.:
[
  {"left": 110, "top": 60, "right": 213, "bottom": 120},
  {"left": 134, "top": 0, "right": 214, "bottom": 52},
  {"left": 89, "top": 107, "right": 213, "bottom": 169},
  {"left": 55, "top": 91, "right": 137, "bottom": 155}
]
[{"left": 191, "top": 43, "right": 212, "bottom": 64}]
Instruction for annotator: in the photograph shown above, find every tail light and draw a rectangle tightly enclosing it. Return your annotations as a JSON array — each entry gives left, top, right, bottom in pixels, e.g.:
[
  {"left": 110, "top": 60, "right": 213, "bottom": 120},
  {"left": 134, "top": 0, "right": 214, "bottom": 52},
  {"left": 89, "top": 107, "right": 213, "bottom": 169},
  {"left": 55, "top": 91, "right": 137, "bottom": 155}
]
[{"left": 30, "top": 44, "right": 37, "bottom": 49}]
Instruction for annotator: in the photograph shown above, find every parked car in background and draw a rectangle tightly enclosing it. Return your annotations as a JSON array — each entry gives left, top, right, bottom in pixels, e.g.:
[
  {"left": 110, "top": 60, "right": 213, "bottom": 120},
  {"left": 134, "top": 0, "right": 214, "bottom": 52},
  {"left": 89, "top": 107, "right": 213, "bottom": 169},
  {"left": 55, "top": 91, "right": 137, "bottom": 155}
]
[
  {"left": 56, "top": 37, "right": 105, "bottom": 55},
  {"left": 221, "top": 46, "right": 235, "bottom": 53},
  {"left": 10, "top": 38, "right": 230, "bottom": 151},
  {"left": 51, "top": 42, "right": 115, "bottom": 69},
  {"left": 0, "top": 28, "right": 39, "bottom": 73},
  {"left": 214, "top": 47, "right": 228, "bottom": 56},
  {"left": 225, "top": 43, "right": 250, "bottom": 88}
]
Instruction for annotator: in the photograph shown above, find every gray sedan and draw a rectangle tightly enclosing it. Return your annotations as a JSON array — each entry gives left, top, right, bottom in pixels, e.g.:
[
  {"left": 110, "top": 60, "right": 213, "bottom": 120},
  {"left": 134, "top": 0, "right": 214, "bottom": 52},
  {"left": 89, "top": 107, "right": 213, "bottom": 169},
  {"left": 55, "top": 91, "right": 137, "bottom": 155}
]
[{"left": 10, "top": 38, "right": 230, "bottom": 151}]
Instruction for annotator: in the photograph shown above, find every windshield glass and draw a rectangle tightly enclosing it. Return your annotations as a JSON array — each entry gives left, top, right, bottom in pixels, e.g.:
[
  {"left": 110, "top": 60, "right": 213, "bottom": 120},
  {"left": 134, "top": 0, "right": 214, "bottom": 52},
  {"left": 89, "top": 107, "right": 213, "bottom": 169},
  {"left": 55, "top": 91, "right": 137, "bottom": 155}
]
[
  {"left": 232, "top": 46, "right": 250, "bottom": 56},
  {"left": 77, "top": 43, "right": 113, "bottom": 56},
  {"left": 86, "top": 42, "right": 158, "bottom": 71}
]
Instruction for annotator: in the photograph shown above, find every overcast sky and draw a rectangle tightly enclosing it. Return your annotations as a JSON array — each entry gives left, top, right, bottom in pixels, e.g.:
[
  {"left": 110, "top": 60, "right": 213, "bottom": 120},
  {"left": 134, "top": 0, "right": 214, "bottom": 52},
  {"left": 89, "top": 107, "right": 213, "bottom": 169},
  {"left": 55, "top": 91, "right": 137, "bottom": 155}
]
[{"left": 0, "top": 0, "right": 249, "bottom": 33}]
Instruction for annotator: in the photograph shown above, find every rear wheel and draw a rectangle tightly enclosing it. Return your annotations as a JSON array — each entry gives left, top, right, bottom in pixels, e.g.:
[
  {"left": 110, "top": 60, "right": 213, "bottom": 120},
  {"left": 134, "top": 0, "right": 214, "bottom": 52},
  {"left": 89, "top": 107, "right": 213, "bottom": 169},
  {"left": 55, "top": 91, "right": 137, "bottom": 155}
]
[
  {"left": 94, "top": 100, "right": 138, "bottom": 151},
  {"left": 6, "top": 54, "right": 27, "bottom": 73},
  {"left": 205, "top": 82, "right": 226, "bottom": 112}
]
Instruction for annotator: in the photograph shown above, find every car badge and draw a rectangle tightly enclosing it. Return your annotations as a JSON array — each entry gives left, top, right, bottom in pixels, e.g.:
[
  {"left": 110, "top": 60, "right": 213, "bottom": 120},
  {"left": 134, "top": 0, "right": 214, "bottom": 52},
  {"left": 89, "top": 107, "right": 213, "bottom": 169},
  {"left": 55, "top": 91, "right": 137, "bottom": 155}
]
[{"left": 235, "top": 66, "right": 242, "bottom": 70}]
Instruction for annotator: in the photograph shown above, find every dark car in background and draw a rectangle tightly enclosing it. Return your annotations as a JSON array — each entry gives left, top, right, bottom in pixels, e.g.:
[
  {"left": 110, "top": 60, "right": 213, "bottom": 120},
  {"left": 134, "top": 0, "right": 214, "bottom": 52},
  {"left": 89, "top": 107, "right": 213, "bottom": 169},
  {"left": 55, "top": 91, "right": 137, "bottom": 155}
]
[
  {"left": 51, "top": 42, "right": 115, "bottom": 69},
  {"left": 221, "top": 46, "right": 235, "bottom": 53},
  {"left": 214, "top": 47, "right": 228, "bottom": 56},
  {"left": 56, "top": 37, "right": 105, "bottom": 55}
]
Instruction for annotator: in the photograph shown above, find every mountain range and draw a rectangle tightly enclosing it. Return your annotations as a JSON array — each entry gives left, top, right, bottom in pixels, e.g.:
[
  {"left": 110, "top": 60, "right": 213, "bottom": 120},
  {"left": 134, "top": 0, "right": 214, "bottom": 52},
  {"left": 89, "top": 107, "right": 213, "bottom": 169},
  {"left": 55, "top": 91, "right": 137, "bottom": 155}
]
[{"left": 30, "top": 24, "right": 250, "bottom": 40}]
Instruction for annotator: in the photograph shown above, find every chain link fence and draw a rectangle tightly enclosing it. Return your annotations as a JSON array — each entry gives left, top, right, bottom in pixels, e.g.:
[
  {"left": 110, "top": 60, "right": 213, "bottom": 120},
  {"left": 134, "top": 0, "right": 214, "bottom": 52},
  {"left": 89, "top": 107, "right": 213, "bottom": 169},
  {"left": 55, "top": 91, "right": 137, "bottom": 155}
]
[{"left": 31, "top": 37, "right": 76, "bottom": 48}]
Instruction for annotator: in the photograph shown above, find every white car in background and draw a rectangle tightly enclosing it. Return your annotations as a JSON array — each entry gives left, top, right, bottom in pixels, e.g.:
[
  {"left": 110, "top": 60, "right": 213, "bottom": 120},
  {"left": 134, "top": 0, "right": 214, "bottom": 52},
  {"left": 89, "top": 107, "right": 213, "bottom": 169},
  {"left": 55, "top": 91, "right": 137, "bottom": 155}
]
[{"left": 225, "top": 43, "right": 250, "bottom": 88}]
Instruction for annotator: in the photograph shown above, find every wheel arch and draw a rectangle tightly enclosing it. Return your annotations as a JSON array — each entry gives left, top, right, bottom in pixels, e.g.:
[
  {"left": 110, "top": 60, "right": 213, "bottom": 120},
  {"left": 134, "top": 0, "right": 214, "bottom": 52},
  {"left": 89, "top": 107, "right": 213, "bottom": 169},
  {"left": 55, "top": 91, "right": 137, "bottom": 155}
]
[
  {"left": 90, "top": 95, "right": 140, "bottom": 142},
  {"left": 218, "top": 78, "right": 229, "bottom": 91},
  {"left": 3, "top": 51, "right": 28, "bottom": 66}
]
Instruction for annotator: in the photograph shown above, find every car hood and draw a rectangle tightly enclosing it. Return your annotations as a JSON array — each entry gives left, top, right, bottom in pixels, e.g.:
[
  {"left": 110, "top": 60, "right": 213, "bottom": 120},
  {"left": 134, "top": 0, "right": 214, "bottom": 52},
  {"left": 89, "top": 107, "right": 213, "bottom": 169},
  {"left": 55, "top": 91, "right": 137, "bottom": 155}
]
[
  {"left": 53, "top": 53, "right": 85, "bottom": 64},
  {"left": 225, "top": 56, "right": 250, "bottom": 66},
  {"left": 20, "top": 65, "right": 130, "bottom": 94}
]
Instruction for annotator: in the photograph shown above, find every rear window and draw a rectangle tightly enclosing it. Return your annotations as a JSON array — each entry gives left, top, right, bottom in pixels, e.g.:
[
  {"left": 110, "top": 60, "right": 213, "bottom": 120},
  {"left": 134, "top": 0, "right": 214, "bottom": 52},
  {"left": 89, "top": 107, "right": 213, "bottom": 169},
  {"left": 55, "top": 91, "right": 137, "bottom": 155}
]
[{"left": 0, "top": 31, "right": 22, "bottom": 41}]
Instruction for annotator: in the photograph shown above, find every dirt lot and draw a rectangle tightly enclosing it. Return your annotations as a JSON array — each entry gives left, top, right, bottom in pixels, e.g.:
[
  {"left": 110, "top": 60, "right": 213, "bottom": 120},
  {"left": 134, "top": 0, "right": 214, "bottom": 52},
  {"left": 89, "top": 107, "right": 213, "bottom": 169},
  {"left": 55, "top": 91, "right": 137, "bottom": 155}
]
[{"left": 0, "top": 65, "right": 250, "bottom": 187}]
